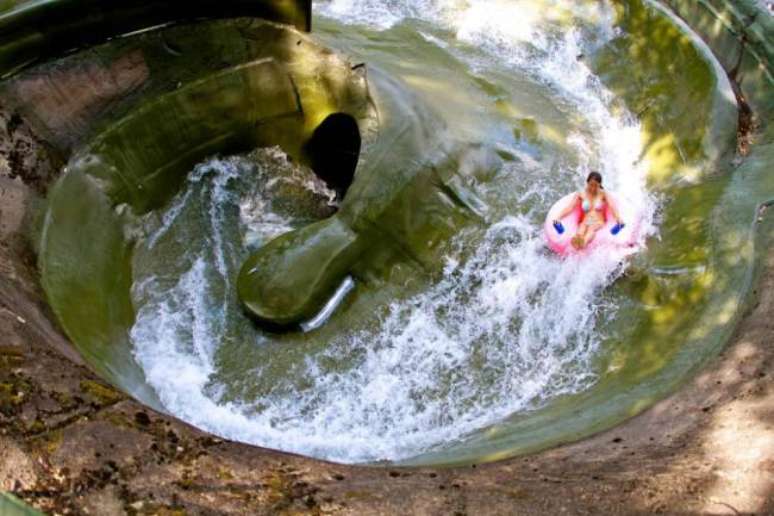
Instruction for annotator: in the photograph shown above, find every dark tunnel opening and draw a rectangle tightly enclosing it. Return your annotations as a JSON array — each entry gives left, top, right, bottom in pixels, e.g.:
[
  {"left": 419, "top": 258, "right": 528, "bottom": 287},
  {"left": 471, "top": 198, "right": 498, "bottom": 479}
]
[{"left": 305, "top": 112, "right": 361, "bottom": 200}]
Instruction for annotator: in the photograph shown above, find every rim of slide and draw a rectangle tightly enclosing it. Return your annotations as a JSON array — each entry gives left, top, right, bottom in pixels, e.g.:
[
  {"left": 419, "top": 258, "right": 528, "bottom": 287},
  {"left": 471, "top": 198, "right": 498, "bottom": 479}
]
[{"left": 0, "top": 0, "right": 312, "bottom": 78}]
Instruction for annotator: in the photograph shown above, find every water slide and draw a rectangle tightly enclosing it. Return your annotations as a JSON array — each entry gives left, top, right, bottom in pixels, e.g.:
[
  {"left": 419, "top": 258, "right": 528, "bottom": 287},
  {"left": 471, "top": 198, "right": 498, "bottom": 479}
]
[{"left": 1, "top": 0, "right": 772, "bottom": 469}]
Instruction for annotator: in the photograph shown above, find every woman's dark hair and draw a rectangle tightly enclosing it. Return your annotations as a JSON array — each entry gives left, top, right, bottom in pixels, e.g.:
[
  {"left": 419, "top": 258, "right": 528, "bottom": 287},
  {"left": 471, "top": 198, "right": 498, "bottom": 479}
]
[{"left": 586, "top": 171, "right": 603, "bottom": 188}]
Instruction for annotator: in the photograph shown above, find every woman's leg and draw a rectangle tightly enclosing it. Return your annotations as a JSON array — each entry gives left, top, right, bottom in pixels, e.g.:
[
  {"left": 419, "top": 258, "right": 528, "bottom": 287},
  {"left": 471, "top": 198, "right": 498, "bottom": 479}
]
[
  {"left": 581, "top": 222, "right": 604, "bottom": 247},
  {"left": 572, "top": 224, "right": 589, "bottom": 249}
]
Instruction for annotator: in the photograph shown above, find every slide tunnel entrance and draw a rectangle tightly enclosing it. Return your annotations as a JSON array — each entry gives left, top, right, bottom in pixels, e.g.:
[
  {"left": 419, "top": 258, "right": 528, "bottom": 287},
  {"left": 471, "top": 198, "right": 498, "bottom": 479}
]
[{"left": 305, "top": 113, "right": 361, "bottom": 200}]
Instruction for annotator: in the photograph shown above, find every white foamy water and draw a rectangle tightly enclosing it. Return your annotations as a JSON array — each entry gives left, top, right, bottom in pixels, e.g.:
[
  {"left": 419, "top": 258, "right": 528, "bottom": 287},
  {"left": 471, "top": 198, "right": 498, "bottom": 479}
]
[
  {"left": 227, "top": 216, "right": 634, "bottom": 460},
  {"left": 130, "top": 0, "right": 658, "bottom": 463}
]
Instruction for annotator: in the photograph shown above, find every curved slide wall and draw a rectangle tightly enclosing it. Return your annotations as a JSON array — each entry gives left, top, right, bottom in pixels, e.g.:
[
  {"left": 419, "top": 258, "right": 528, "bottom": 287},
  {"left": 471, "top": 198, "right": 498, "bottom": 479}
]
[{"left": 0, "top": 0, "right": 770, "bottom": 465}]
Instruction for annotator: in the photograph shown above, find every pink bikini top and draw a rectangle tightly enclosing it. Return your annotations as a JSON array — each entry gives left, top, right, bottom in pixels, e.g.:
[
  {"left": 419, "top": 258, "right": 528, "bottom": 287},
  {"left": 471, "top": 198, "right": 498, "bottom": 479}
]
[{"left": 581, "top": 194, "right": 605, "bottom": 213}]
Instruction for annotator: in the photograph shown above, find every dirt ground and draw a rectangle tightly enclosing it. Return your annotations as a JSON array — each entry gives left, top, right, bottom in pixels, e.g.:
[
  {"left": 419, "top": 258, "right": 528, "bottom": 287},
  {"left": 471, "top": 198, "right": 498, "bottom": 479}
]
[{"left": 1, "top": 105, "right": 772, "bottom": 515}]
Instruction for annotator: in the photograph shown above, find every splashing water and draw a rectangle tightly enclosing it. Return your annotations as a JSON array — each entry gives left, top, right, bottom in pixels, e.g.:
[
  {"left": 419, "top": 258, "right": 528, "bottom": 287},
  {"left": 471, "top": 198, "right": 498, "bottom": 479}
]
[{"left": 130, "top": 0, "right": 658, "bottom": 463}]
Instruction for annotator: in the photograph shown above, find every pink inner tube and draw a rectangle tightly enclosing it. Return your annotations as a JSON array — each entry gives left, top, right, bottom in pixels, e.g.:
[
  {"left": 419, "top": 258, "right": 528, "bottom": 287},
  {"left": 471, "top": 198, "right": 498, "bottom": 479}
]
[{"left": 544, "top": 192, "right": 640, "bottom": 256}]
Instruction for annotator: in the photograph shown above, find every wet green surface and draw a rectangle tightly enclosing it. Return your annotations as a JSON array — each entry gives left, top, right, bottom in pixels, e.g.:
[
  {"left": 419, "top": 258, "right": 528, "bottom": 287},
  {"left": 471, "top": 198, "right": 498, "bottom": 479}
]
[{"left": 0, "top": 493, "right": 44, "bottom": 516}]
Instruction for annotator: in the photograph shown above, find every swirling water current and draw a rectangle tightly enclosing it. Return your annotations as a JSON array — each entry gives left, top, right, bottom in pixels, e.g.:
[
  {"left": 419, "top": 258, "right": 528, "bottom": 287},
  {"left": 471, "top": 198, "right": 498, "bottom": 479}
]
[{"left": 129, "top": 0, "right": 659, "bottom": 463}]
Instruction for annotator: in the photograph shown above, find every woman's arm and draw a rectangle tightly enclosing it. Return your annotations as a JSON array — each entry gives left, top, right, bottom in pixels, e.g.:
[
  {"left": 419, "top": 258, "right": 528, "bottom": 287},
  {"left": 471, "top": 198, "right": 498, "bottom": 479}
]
[
  {"left": 605, "top": 192, "right": 622, "bottom": 223},
  {"left": 555, "top": 193, "right": 580, "bottom": 220}
]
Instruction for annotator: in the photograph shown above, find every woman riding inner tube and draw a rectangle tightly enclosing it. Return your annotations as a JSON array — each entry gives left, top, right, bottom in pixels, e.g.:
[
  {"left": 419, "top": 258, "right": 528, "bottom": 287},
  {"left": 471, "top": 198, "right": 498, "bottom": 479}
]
[{"left": 554, "top": 171, "right": 623, "bottom": 250}]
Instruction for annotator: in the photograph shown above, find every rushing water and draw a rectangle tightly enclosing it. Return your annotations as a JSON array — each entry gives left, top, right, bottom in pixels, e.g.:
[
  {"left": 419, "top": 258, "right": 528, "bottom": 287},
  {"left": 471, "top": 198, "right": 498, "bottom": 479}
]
[{"left": 129, "top": 0, "right": 660, "bottom": 463}]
